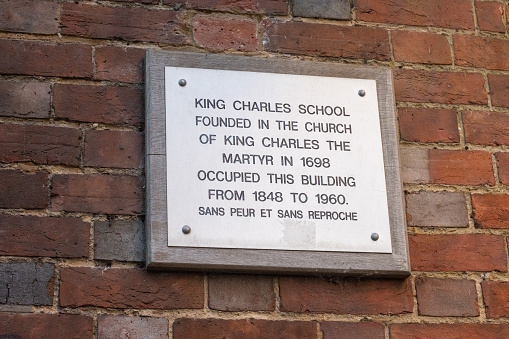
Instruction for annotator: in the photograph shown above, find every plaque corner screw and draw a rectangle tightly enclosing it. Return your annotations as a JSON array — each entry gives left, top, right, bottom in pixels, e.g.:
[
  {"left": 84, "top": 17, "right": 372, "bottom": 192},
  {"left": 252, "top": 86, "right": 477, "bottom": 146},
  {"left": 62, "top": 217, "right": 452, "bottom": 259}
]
[
  {"left": 358, "top": 89, "right": 366, "bottom": 97},
  {"left": 178, "top": 79, "right": 187, "bottom": 87},
  {"left": 371, "top": 233, "right": 379, "bottom": 241},
  {"left": 182, "top": 225, "right": 191, "bottom": 234}
]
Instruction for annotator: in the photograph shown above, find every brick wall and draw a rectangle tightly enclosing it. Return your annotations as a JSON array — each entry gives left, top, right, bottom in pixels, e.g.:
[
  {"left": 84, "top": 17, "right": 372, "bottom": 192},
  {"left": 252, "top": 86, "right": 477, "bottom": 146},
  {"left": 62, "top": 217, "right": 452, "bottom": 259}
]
[{"left": 0, "top": 0, "right": 508, "bottom": 338}]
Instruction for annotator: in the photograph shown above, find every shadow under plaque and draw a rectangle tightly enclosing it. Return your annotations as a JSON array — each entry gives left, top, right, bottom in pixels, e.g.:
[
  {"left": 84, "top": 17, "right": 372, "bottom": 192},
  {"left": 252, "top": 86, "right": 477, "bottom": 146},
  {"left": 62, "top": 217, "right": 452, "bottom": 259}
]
[{"left": 145, "top": 50, "right": 410, "bottom": 277}]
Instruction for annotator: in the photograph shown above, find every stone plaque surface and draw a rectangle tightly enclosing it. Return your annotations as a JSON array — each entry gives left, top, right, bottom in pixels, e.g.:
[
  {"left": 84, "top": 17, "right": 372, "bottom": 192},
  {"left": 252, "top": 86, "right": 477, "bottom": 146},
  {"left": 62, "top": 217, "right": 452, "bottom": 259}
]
[{"left": 146, "top": 50, "right": 410, "bottom": 276}]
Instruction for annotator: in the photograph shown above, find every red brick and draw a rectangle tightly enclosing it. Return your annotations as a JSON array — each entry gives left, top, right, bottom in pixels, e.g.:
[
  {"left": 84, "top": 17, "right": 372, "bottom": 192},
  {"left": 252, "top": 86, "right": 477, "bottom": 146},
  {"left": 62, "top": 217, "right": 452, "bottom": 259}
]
[
  {"left": 0, "top": 124, "right": 81, "bottom": 166},
  {"left": 429, "top": 149, "right": 495, "bottom": 185},
  {"left": 0, "top": 313, "right": 93, "bottom": 339},
  {"left": 62, "top": 3, "right": 186, "bottom": 44},
  {"left": 0, "top": 80, "right": 50, "bottom": 118},
  {"left": 0, "top": 215, "right": 89, "bottom": 258},
  {"left": 321, "top": 322, "right": 384, "bottom": 339},
  {"left": 85, "top": 130, "right": 144, "bottom": 169},
  {"left": 464, "top": 111, "right": 509, "bottom": 146},
  {"left": 455, "top": 35, "right": 509, "bottom": 71},
  {"left": 416, "top": 278, "right": 478, "bottom": 316},
  {"left": 263, "top": 20, "right": 390, "bottom": 61},
  {"left": 399, "top": 148, "right": 430, "bottom": 184},
  {"left": 112, "top": 0, "right": 158, "bottom": 3},
  {"left": 394, "top": 69, "right": 487, "bottom": 105},
  {"left": 356, "top": 0, "right": 475, "bottom": 29},
  {"left": 53, "top": 84, "right": 143, "bottom": 126},
  {"left": 60, "top": 267, "right": 203, "bottom": 309},
  {"left": 193, "top": 15, "right": 257, "bottom": 52},
  {"left": 406, "top": 191, "right": 468, "bottom": 228},
  {"left": 52, "top": 174, "right": 143, "bottom": 215},
  {"left": 489, "top": 74, "right": 509, "bottom": 108},
  {"left": 482, "top": 281, "right": 509, "bottom": 318},
  {"left": 208, "top": 274, "right": 274, "bottom": 311},
  {"left": 95, "top": 46, "right": 146, "bottom": 83},
  {"left": 496, "top": 153, "right": 509, "bottom": 185},
  {"left": 472, "top": 194, "right": 509, "bottom": 229},
  {"left": 399, "top": 108, "right": 459, "bottom": 143},
  {"left": 0, "top": 170, "right": 48, "bottom": 209},
  {"left": 476, "top": 1, "right": 506, "bottom": 32},
  {"left": 391, "top": 324, "right": 509, "bottom": 339},
  {"left": 98, "top": 316, "right": 168, "bottom": 339},
  {"left": 164, "top": 0, "right": 288, "bottom": 15},
  {"left": 409, "top": 234, "right": 507, "bottom": 272},
  {"left": 279, "top": 277, "right": 413, "bottom": 315},
  {"left": 0, "top": 39, "right": 92, "bottom": 78},
  {"left": 173, "top": 318, "right": 317, "bottom": 339},
  {"left": 0, "top": 0, "right": 58, "bottom": 34},
  {"left": 392, "top": 31, "right": 451, "bottom": 64}
]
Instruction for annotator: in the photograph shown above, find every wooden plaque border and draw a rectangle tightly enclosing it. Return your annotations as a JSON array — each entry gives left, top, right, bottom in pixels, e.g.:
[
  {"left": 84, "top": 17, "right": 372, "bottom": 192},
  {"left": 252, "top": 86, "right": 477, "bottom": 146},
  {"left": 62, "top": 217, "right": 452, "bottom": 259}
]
[{"left": 145, "top": 50, "right": 410, "bottom": 276}]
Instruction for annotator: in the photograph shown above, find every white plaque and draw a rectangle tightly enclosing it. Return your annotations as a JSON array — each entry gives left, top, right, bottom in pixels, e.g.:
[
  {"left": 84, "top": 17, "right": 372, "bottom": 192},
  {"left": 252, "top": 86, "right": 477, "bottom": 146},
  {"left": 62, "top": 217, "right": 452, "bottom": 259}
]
[{"left": 165, "top": 67, "right": 391, "bottom": 253}]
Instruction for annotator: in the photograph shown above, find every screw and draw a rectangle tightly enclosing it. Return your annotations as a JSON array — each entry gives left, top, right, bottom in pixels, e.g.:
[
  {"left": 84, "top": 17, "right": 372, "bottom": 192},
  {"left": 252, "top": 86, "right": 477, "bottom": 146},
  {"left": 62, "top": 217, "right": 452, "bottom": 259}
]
[
  {"left": 358, "top": 89, "right": 366, "bottom": 97},
  {"left": 371, "top": 233, "right": 379, "bottom": 241},
  {"left": 178, "top": 79, "right": 187, "bottom": 87},
  {"left": 182, "top": 225, "right": 191, "bottom": 234}
]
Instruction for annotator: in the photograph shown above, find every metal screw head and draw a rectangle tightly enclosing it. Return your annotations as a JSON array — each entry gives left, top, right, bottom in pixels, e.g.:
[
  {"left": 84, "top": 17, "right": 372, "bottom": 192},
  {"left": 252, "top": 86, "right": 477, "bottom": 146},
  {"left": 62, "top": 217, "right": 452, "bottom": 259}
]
[
  {"left": 178, "top": 79, "right": 187, "bottom": 87},
  {"left": 182, "top": 225, "right": 191, "bottom": 234},
  {"left": 358, "top": 89, "right": 366, "bottom": 97},
  {"left": 371, "top": 233, "right": 379, "bottom": 241}
]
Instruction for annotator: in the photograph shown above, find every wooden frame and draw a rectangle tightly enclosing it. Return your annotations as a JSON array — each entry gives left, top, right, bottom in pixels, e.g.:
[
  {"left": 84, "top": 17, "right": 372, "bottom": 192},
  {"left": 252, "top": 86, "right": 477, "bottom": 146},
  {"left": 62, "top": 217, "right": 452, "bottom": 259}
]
[{"left": 145, "top": 50, "right": 410, "bottom": 276}]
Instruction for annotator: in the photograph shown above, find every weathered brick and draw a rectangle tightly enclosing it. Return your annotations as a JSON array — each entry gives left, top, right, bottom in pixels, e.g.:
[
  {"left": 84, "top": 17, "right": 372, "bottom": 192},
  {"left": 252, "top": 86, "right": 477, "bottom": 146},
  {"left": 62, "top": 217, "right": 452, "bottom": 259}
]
[
  {"left": 391, "top": 324, "right": 509, "bottom": 339},
  {"left": 62, "top": 3, "right": 186, "bottom": 44},
  {"left": 399, "top": 108, "right": 459, "bottom": 143},
  {"left": 112, "top": 0, "right": 158, "bottom": 3},
  {"left": 53, "top": 84, "right": 143, "bottom": 126},
  {"left": 173, "top": 318, "right": 317, "bottom": 339},
  {"left": 416, "top": 278, "right": 478, "bottom": 316},
  {"left": 399, "top": 148, "right": 430, "bottom": 184},
  {"left": 95, "top": 46, "right": 146, "bottom": 83},
  {"left": 94, "top": 220, "right": 145, "bottom": 262},
  {"left": 489, "top": 74, "right": 509, "bottom": 108},
  {"left": 85, "top": 130, "right": 143, "bottom": 169},
  {"left": 455, "top": 35, "right": 509, "bottom": 71},
  {"left": 321, "top": 322, "right": 384, "bottom": 339},
  {"left": 193, "top": 16, "right": 257, "bottom": 52},
  {"left": 409, "top": 234, "right": 507, "bottom": 272},
  {"left": 0, "top": 215, "right": 89, "bottom": 258},
  {"left": 429, "top": 149, "right": 495, "bottom": 185},
  {"left": 293, "top": 0, "right": 350, "bottom": 20},
  {"left": 464, "top": 111, "right": 509, "bottom": 146},
  {"left": 482, "top": 281, "right": 509, "bottom": 318},
  {"left": 406, "top": 191, "right": 468, "bottom": 227},
  {"left": 496, "top": 153, "right": 509, "bottom": 185},
  {"left": 98, "top": 316, "right": 168, "bottom": 339},
  {"left": 263, "top": 20, "right": 390, "bottom": 61},
  {"left": 208, "top": 274, "right": 274, "bottom": 311},
  {"left": 279, "top": 277, "right": 413, "bottom": 315},
  {"left": 0, "top": 39, "right": 92, "bottom": 78},
  {"left": 356, "top": 0, "right": 474, "bottom": 29},
  {"left": 0, "top": 80, "right": 50, "bottom": 118},
  {"left": 394, "top": 69, "right": 487, "bottom": 105},
  {"left": 472, "top": 194, "right": 509, "bottom": 229},
  {"left": 0, "top": 124, "right": 81, "bottom": 166},
  {"left": 60, "top": 267, "right": 203, "bottom": 309},
  {"left": 476, "top": 1, "right": 506, "bottom": 32},
  {"left": 392, "top": 31, "right": 451, "bottom": 64},
  {"left": 0, "top": 263, "right": 54, "bottom": 305},
  {"left": 52, "top": 174, "right": 144, "bottom": 215},
  {"left": 0, "top": 313, "right": 93, "bottom": 339},
  {"left": 0, "top": 170, "right": 48, "bottom": 209},
  {"left": 0, "top": 0, "right": 58, "bottom": 34},
  {"left": 163, "top": 0, "right": 288, "bottom": 15}
]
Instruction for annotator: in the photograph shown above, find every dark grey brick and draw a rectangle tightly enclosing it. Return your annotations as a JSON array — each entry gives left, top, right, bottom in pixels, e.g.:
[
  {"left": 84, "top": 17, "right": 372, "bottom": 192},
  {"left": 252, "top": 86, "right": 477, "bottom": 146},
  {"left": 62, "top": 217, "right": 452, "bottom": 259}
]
[
  {"left": 95, "top": 220, "right": 145, "bottom": 262},
  {"left": 293, "top": 0, "right": 351, "bottom": 20},
  {"left": 0, "top": 263, "right": 54, "bottom": 305}
]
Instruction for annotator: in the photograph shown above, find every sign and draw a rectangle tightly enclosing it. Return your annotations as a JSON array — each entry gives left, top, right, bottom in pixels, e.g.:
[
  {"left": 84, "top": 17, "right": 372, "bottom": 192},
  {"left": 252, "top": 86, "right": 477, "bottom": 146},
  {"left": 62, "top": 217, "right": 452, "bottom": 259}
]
[{"left": 146, "top": 51, "right": 410, "bottom": 276}]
